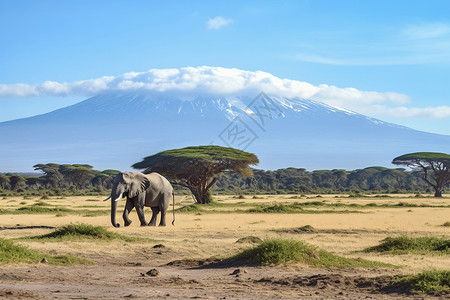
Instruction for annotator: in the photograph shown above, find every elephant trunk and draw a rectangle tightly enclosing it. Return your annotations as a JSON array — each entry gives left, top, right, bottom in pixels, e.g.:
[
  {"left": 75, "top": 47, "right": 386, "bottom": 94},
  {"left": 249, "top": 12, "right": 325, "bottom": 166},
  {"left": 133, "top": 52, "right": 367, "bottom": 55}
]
[
  {"left": 110, "top": 194, "right": 121, "bottom": 228},
  {"left": 109, "top": 174, "right": 126, "bottom": 228}
]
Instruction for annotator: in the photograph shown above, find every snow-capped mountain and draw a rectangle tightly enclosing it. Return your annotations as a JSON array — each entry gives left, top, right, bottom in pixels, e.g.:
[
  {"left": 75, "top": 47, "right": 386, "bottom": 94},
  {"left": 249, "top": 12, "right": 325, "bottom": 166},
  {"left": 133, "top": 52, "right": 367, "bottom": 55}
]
[{"left": 1, "top": 91, "right": 448, "bottom": 172}]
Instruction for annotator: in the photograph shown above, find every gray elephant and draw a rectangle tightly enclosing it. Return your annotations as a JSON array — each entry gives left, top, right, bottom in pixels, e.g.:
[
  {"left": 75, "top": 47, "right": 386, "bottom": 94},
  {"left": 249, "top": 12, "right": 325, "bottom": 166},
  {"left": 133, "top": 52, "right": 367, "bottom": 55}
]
[{"left": 103, "top": 172, "right": 174, "bottom": 227}]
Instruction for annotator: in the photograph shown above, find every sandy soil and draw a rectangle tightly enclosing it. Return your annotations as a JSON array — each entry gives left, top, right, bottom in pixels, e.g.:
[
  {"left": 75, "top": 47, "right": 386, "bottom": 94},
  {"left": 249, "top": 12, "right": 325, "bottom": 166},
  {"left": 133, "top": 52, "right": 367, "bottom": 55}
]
[{"left": 0, "top": 194, "right": 449, "bottom": 299}]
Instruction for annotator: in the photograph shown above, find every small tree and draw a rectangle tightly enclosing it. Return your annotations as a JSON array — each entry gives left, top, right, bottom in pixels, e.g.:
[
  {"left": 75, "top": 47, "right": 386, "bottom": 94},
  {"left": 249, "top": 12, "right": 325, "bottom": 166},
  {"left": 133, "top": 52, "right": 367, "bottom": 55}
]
[
  {"left": 9, "top": 175, "right": 26, "bottom": 191},
  {"left": 60, "top": 164, "right": 95, "bottom": 189},
  {"left": 392, "top": 152, "right": 450, "bottom": 197},
  {"left": 33, "top": 163, "right": 65, "bottom": 188},
  {"left": 132, "top": 145, "right": 259, "bottom": 204}
]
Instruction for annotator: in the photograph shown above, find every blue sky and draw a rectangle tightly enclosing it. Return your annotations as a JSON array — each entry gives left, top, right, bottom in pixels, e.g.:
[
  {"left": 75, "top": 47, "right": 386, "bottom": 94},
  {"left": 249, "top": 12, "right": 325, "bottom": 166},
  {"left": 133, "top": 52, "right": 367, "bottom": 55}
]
[{"left": 1, "top": 0, "right": 450, "bottom": 134}]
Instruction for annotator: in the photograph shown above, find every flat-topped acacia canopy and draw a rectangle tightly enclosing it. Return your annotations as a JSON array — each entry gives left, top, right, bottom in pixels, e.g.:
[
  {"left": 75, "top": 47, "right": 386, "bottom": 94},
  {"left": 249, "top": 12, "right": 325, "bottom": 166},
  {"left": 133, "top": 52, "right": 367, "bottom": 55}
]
[
  {"left": 392, "top": 152, "right": 450, "bottom": 197},
  {"left": 393, "top": 152, "right": 450, "bottom": 163}
]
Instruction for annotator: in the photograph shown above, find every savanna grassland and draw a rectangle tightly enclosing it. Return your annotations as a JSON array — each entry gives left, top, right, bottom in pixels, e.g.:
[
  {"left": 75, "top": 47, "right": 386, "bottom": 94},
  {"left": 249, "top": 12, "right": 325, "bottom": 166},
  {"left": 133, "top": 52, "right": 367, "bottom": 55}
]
[{"left": 0, "top": 194, "right": 449, "bottom": 299}]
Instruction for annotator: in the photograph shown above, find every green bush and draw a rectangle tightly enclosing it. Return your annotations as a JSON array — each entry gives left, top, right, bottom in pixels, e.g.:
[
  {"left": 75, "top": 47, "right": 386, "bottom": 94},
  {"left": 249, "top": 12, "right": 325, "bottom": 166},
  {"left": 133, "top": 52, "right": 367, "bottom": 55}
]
[
  {"left": 391, "top": 269, "right": 449, "bottom": 293},
  {"left": 177, "top": 204, "right": 203, "bottom": 213},
  {"left": 26, "top": 223, "right": 146, "bottom": 242},
  {"left": 248, "top": 203, "right": 298, "bottom": 213},
  {"left": 231, "top": 238, "right": 394, "bottom": 268},
  {"left": 364, "top": 236, "right": 450, "bottom": 254},
  {"left": 0, "top": 238, "right": 90, "bottom": 265}
]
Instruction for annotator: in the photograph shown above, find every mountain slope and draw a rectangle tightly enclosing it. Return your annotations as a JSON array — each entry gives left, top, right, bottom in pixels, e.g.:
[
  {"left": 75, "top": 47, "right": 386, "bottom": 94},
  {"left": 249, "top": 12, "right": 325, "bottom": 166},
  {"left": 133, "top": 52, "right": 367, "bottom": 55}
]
[{"left": 1, "top": 92, "right": 448, "bottom": 172}]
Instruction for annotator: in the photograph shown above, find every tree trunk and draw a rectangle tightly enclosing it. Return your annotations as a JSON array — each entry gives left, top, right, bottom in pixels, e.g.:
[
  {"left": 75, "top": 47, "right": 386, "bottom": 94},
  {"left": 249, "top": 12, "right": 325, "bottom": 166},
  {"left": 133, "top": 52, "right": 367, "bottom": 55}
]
[
  {"left": 434, "top": 189, "right": 443, "bottom": 197},
  {"left": 188, "top": 177, "right": 217, "bottom": 204},
  {"left": 190, "top": 188, "right": 210, "bottom": 204}
]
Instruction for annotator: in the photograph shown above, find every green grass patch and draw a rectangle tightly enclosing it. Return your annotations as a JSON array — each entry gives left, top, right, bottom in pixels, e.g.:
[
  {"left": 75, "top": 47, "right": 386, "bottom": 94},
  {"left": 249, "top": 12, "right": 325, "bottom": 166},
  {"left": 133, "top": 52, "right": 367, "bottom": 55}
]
[
  {"left": 0, "top": 206, "right": 109, "bottom": 216},
  {"left": 247, "top": 203, "right": 363, "bottom": 214},
  {"left": 80, "top": 210, "right": 110, "bottom": 217},
  {"left": 442, "top": 222, "right": 450, "bottom": 227},
  {"left": 168, "top": 199, "right": 449, "bottom": 215},
  {"left": 16, "top": 206, "right": 74, "bottom": 214},
  {"left": 248, "top": 203, "right": 298, "bottom": 213},
  {"left": 0, "top": 238, "right": 90, "bottom": 265},
  {"left": 363, "top": 236, "right": 450, "bottom": 254},
  {"left": 25, "top": 224, "right": 147, "bottom": 242},
  {"left": 176, "top": 204, "right": 203, "bottom": 213},
  {"left": 389, "top": 269, "right": 449, "bottom": 293},
  {"left": 230, "top": 238, "right": 394, "bottom": 268}
]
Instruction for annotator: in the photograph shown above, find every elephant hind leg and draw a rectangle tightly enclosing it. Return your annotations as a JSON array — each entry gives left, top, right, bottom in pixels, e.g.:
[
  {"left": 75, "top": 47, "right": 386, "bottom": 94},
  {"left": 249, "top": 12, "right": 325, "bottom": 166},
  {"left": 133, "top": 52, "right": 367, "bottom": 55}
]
[
  {"left": 159, "top": 209, "right": 166, "bottom": 227},
  {"left": 158, "top": 192, "right": 171, "bottom": 227},
  {"left": 148, "top": 207, "right": 160, "bottom": 226}
]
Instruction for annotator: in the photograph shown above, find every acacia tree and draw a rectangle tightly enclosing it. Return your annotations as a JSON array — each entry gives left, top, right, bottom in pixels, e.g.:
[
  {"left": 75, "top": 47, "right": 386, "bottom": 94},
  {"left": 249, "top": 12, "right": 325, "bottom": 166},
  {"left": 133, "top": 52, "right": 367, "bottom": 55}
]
[
  {"left": 392, "top": 152, "right": 450, "bottom": 197},
  {"left": 33, "top": 163, "right": 65, "bottom": 188},
  {"left": 60, "top": 164, "right": 95, "bottom": 189},
  {"left": 132, "top": 145, "right": 259, "bottom": 204}
]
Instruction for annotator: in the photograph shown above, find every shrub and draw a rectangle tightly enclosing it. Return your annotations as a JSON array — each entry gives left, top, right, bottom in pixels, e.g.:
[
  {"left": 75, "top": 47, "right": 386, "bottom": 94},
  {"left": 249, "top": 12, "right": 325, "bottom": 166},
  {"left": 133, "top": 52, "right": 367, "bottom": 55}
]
[
  {"left": 27, "top": 223, "right": 145, "bottom": 242},
  {"left": 0, "top": 237, "right": 89, "bottom": 265},
  {"left": 177, "top": 204, "right": 203, "bottom": 213},
  {"left": 364, "top": 236, "right": 450, "bottom": 254},
  {"left": 230, "top": 238, "right": 393, "bottom": 268},
  {"left": 248, "top": 203, "right": 297, "bottom": 213},
  {"left": 390, "top": 269, "right": 449, "bottom": 293}
]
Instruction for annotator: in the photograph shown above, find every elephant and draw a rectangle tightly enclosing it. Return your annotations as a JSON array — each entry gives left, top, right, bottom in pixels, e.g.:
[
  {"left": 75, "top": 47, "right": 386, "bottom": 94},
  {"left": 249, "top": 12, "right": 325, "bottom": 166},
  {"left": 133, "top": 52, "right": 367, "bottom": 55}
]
[{"left": 103, "top": 172, "right": 174, "bottom": 227}]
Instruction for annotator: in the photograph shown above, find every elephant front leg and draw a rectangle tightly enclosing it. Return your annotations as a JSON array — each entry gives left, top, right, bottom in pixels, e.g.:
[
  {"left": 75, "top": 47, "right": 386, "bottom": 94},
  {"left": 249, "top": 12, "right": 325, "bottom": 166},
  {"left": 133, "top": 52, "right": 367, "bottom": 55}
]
[
  {"left": 135, "top": 203, "right": 148, "bottom": 226},
  {"left": 148, "top": 207, "right": 159, "bottom": 226},
  {"left": 122, "top": 198, "right": 134, "bottom": 226}
]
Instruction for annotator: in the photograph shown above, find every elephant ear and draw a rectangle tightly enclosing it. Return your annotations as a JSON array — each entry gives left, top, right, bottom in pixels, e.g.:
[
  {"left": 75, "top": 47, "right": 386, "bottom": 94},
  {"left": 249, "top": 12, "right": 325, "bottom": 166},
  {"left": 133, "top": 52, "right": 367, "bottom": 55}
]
[{"left": 124, "top": 172, "right": 151, "bottom": 198}]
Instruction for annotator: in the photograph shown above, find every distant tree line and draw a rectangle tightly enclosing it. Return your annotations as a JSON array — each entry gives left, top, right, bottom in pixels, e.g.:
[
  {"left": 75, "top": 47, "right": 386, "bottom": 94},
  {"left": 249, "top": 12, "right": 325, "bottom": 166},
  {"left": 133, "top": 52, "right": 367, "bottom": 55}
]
[
  {"left": 0, "top": 163, "right": 120, "bottom": 195},
  {"left": 0, "top": 164, "right": 441, "bottom": 196},
  {"left": 214, "top": 166, "right": 434, "bottom": 195}
]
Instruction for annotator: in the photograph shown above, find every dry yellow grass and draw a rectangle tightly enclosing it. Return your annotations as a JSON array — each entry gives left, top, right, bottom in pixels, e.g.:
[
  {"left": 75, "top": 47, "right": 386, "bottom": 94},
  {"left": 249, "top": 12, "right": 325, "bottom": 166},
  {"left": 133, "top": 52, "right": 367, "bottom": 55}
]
[{"left": 0, "top": 193, "right": 449, "bottom": 273}]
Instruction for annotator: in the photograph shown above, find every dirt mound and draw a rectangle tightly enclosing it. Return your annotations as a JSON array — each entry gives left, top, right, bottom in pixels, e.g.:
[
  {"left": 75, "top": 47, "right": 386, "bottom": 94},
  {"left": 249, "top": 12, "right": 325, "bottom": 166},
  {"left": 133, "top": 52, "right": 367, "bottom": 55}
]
[{"left": 283, "top": 225, "right": 318, "bottom": 233}]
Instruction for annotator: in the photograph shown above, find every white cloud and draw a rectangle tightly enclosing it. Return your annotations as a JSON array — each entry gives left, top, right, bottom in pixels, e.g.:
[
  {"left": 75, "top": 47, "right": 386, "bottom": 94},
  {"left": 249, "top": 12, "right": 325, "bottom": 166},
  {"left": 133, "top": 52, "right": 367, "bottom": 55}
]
[
  {"left": 0, "top": 66, "right": 447, "bottom": 120},
  {"left": 206, "top": 16, "right": 233, "bottom": 30},
  {"left": 402, "top": 23, "right": 450, "bottom": 40}
]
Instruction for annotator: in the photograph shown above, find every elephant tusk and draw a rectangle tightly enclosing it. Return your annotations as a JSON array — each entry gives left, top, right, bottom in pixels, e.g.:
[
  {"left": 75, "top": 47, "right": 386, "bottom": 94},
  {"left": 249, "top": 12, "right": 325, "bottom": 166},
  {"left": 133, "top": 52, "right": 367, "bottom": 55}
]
[
  {"left": 114, "top": 193, "right": 123, "bottom": 202},
  {"left": 103, "top": 196, "right": 111, "bottom": 202}
]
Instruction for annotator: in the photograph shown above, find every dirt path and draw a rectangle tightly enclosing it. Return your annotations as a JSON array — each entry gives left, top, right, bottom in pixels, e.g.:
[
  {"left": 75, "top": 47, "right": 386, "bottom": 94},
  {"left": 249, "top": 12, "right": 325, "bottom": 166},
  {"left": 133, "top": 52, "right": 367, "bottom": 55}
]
[{"left": 0, "top": 262, "right": 434, "bottom": 299}]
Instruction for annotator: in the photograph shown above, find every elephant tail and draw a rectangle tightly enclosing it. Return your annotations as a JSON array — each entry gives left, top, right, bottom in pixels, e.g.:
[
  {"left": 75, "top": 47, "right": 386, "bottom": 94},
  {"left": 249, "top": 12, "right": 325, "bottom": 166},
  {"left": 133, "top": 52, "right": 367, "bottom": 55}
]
[{"left": 172, "top": 191, "right": 175, "bottom": 226}]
